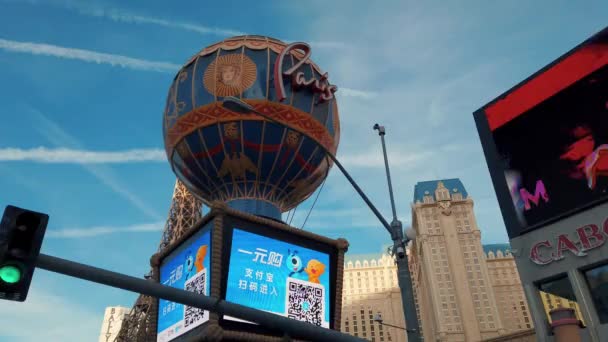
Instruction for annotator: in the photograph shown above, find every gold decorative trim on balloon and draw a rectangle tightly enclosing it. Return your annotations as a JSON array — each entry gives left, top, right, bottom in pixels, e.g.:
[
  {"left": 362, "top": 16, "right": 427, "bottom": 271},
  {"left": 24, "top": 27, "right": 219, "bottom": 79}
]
[
  {"left": 164, "top": 100, "right": 337, "bottom": 161},
  {"left": 332, "top": 100, "right": 341, "bottom": 154},
  {"left": 203, "top": 53, "right": 257, "bottom": 97},
  {"left": 183, "top": 36, "right": 325, "bottom": 76}
]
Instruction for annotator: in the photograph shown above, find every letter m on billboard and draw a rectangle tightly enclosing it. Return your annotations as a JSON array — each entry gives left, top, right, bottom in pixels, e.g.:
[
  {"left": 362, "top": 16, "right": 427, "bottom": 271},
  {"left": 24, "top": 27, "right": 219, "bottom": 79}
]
[
  {"left": 473, "top": 26, "right": 608, "bottom": 239},
  {"left": 520, "top": 180, "right": 549, "bottom": 211}
]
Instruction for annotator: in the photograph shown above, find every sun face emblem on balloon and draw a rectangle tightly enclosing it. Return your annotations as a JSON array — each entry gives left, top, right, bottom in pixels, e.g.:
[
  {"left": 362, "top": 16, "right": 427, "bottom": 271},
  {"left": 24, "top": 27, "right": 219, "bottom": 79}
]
[
  {"left": 203, "top": 53, "right": 257, "bottom": 97},
  {"left": 223, "top": 122, "right": 240, "bottom": 139},
  {"left": 285, "top": 131, "right": 301, "bottom": 148}
]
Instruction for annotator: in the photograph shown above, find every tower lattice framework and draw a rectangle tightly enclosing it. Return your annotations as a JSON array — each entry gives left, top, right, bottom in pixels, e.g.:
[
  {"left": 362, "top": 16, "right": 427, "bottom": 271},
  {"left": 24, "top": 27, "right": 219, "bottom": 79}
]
[{"left": 115, "top": 180, "right": 203, "bottom": 342}]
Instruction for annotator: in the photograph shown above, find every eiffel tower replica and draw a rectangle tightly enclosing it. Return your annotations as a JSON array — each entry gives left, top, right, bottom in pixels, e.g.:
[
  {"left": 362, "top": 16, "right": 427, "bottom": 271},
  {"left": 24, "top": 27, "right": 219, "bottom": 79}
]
[{"left": 115, "top": 180, "right": 203, "bottom": 342}]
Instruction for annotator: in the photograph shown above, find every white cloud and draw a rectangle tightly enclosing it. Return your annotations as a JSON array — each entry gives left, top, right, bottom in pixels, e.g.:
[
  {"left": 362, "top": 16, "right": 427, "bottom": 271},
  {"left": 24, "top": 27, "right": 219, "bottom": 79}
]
[
  {"left": 4, "top": 0, "right": 345, "bottom": 50},
  {"left": 268, "top": 1, "right": 523, "bottom": 246},
  {"left": 0, "top": 147, "right": 166, "bottom": 163},
  {"left": 70, "top": 4, "right": 246, "bottom": 37},
  {"left": 26, "top": 107, "right": 162, "bottom": 221},
  {"left": 48, "top": 221, "right": 165, "bottom": 238},
  {"left": 338, "top": 88, "right": 378, "bottom": 99},
  {"left": 0, "top": 285, "right": 101, "bottom": 342},
  {"left": 0, "top": 37, "right": 374, "bottom": 97},
  {"left": 0, "top": 38, "right": 180, "bottom": 73}
]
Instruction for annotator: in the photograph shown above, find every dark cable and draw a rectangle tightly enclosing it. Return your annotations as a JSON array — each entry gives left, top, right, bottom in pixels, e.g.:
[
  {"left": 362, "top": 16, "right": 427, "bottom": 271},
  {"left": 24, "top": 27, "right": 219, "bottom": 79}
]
[
  {"left": 285, "top": 208, "right": 292, "bottom": 224},
  {"left": 300, "top": 177, "right": 327, "bottom": 230},
  {"left": 288, "top": 205, "right": 298, "bottom": 226}
]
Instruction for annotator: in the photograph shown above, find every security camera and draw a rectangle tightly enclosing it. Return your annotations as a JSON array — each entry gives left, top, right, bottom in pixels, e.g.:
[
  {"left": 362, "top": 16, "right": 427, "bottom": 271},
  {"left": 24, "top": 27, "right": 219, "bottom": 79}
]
[
  {"left": 373, "top": 123, "right": 385, "bottom": 135},
  {"left": 396, "top": 246, "right": 405, "bottom": 259}
]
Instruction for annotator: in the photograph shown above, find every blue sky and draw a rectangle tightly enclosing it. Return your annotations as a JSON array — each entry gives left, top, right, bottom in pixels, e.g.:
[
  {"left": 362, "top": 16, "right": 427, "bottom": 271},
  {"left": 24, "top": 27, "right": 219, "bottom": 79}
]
[{"left": 0, "top": 0, "right": 606, "bottom": 340}]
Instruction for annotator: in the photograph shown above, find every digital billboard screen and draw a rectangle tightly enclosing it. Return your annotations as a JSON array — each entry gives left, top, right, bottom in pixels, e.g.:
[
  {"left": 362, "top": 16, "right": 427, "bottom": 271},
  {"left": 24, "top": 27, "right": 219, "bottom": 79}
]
[
  {"left": 475, "top": 27, "right": 608, "bottom": 238},
  {"left": 225, "top": 228, "right": 331, "bottom": 328},
  {"left": 157, "top": 226, "right": 211, "bottom": 342}
]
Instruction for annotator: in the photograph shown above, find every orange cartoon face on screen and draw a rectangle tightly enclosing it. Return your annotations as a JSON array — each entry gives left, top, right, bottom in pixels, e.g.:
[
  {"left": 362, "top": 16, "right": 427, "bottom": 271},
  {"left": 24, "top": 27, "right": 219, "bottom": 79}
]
[
  {"left": 195, "top": 245, "right": 208, "bottom": 273},
  {"left": 304, "top": 259, "right": 326, "bottom": 284}
]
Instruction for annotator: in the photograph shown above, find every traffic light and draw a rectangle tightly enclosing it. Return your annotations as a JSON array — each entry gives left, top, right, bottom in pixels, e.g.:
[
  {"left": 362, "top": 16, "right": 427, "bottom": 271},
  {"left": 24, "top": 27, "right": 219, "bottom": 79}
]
[{"left": 0, "top": 205, "right": 48, "bottom": 301}]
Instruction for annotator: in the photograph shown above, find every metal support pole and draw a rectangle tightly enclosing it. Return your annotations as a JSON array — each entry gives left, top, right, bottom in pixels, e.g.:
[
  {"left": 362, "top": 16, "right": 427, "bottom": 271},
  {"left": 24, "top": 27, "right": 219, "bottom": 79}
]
[
  {"left": 380, "top": 321, "right": 411, "bottom": 332},
  {"left": 36, "top": 253, "right": 365, "bottom": 342},
  {"left": 374, "top": 124, "right": 421, "bottom": 342},
  {"left": 391, "top": 221, "right": 421, "bottom": 342},
  {"left": 374, "top": 124, "right": 397, "bottom": 222}
]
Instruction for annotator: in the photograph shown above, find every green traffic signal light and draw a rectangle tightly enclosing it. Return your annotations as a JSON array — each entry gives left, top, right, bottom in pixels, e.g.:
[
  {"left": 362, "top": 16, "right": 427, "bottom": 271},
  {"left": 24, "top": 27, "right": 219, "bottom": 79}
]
[{"left": 0, "top": 265, "right": 22, "bottom": 284}]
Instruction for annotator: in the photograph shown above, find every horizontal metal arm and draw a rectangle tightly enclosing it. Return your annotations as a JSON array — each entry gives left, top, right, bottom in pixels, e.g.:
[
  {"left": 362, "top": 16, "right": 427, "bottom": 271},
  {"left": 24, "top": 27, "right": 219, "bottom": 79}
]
[
  {"left": 326, "top": 152, "right": 393, "bottom": 235},
  {"left": 379, "top": 321, "right": 416, "bottom": 333},
  {"left": 36, "top": 253, "right": 365, "bottom": 342}
]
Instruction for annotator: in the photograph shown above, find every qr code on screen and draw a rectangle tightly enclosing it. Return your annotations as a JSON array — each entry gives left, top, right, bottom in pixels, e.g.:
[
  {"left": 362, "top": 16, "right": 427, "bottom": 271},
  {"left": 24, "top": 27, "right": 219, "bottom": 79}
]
[
  {"left": 183, "top": 269, "right": 208, "bottom": 328},
  {"left": 285, "top": 278, "right": 326, "bottom": 327}
]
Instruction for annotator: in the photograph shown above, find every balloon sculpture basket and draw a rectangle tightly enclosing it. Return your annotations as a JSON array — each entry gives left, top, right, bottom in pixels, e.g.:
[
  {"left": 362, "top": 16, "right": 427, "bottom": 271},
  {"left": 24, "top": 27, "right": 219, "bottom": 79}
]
[{"left": 150, "top": 202, "right": 349, "bottom": 342}]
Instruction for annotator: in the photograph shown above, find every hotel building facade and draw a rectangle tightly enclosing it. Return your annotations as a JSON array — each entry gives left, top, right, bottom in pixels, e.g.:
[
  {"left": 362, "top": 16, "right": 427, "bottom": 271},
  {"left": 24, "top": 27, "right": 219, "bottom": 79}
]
[{"left": 340, "top": 179, "right": 540, "bottom": 342}]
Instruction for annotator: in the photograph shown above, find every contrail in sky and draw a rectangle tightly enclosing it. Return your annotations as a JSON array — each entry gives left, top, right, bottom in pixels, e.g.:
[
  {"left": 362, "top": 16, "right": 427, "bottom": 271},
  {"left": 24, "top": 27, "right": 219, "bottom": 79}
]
[
  {"left": 3, "top": 0, "right": 345, "bottom": 48},
  {"left": 0, "top": 147, "right": 166, "bottom": 163},
  {"left": 0, "top": 37, "right": 372, "bottom": 97},
  {"left": 0, "top": 38, "right": 180, "bottom": 73}
]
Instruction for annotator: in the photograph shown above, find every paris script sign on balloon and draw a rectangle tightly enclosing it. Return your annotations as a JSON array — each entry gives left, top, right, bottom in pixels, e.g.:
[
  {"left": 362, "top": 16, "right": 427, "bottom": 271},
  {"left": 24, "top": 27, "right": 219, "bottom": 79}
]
[{"left": 273, "top": 42, "right": 338, "bottom": 103}]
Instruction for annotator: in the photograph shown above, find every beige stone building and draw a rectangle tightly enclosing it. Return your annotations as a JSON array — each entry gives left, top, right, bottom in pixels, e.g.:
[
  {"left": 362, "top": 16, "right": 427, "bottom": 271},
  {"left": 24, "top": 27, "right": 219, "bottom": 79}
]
[
  {"left": 341, "top": 253, "right": 407, "bottom": 342},
  {"left": 339, "top": 179, "right": 539, "bottom": 342},
  {"left": 409, "top": 179, "right": 535, "bottom": 342}
]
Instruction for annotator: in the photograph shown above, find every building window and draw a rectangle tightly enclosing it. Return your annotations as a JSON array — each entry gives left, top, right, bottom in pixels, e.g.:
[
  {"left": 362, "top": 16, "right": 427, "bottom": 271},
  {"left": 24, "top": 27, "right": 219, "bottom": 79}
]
[{"left": 584, "top": 263, "right": 608, "bottom": 323}]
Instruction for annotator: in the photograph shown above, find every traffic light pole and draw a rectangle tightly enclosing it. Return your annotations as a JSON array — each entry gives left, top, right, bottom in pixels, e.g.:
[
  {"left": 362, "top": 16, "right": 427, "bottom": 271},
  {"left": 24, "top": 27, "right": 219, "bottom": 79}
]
[{"left": 35, "top": 253, "right": 364, "bottom": 342}]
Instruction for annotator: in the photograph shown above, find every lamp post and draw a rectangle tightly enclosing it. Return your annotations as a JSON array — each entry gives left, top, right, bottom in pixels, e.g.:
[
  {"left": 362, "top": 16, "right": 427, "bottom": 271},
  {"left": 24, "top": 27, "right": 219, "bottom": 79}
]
[
  {"left": 221, "top": 97, "right": 420, "bottom": 341},
  {"left": 373, "top": 123, "right": 420, "bottom": 341}
]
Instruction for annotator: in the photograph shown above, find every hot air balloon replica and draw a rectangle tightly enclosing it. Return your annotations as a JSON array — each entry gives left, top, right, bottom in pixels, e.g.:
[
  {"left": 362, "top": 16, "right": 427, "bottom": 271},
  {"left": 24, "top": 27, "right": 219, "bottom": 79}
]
[
  {"left": 154, "top": 36, "right": 349, "bottom": 342},
  {"left": 163, "top": 35, "right": 340, "bottom": 221}
]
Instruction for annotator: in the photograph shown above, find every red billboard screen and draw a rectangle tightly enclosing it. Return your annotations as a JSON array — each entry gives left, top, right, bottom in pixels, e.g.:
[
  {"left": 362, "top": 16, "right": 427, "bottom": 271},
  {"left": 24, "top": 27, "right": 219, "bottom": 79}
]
[{"left": 475, "top": 27, "right": 608, "bottom": 238}]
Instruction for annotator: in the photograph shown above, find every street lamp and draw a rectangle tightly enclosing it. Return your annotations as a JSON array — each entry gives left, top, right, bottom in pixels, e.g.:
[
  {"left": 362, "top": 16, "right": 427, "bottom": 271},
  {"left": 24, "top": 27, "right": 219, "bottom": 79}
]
[
  {"left": 221, "top": 97, "right": 420, "bottom": 341},
  {"left": 373, "top": 123, "right": 420, "bottom": 342}
]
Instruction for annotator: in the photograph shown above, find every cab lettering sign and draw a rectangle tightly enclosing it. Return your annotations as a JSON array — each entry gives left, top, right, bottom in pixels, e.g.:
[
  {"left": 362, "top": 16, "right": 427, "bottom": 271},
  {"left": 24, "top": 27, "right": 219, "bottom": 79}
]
[{"left": 530, "top": 221, "right": 607, "bottom": 265}]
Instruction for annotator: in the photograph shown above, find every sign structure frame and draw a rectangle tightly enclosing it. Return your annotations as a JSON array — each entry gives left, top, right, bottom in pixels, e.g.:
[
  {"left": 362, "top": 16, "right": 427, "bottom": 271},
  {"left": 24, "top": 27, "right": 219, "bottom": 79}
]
[
  {"left": 156, "top": 221, "right": 212, "bottom": 342},
  {"left": 220, "top": 216, "right": 337, "bottom": 331},
  {"left": 151, "top": 202, "right": 349, "bottom": 342},
  {"left": 474, "top": 26, "right": 608, "bottom": 239}
]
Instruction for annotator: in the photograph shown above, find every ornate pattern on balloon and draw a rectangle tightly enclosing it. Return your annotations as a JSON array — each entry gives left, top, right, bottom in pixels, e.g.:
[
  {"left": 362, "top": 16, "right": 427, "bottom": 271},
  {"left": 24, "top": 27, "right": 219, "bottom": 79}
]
[
  {"left": 183, "top": 36, "right": 324, "bottom": 75},
  {"left": 164, "top": 100, "right": 336, "bottom": 158},
  {"left": 166, "top": 36, "right": 341, "bottom": 212},
  {"left": 203, "top": 53, "right": 257, "bottom": 97}
]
